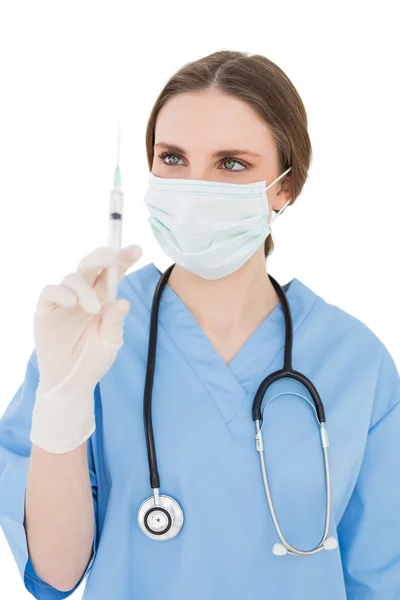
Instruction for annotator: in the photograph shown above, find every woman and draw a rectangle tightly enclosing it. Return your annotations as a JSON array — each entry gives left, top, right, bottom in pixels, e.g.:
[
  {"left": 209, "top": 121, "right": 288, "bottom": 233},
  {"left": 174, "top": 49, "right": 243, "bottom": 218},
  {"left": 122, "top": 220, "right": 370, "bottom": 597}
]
[{"left": 1, "top": 50, "right": 399, "bottom": 600}]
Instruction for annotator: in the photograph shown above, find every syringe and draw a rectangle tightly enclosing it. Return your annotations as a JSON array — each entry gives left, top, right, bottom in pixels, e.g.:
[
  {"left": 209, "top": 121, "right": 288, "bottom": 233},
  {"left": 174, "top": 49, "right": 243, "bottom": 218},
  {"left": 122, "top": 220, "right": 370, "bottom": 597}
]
[{"left": 107, "top": 123, "right": 124, "bottom": 302}]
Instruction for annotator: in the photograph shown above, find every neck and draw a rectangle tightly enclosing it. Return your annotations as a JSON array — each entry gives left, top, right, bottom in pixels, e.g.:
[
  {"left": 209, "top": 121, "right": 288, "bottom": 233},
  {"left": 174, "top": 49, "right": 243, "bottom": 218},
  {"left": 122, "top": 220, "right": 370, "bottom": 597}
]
[{"left": 166, "top": 248, "right": 280, "bottom": 337}]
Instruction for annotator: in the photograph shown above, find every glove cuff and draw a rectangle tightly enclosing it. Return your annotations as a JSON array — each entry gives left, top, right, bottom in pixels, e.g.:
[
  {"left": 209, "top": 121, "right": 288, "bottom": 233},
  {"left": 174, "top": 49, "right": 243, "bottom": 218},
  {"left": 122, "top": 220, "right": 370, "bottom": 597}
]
[{"left": 30, "top": 385, "right": 96, "bottom": 453}]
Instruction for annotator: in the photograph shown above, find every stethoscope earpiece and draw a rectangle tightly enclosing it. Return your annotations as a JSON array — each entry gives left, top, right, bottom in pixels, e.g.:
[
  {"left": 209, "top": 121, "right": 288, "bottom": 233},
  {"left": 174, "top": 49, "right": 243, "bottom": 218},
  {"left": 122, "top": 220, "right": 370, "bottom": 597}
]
[
  {"left": 273, "top": 543, "right": 288, "bottom": 556},
  {"left": 323, "top": 536, "right": 338, "bottom": 551}
]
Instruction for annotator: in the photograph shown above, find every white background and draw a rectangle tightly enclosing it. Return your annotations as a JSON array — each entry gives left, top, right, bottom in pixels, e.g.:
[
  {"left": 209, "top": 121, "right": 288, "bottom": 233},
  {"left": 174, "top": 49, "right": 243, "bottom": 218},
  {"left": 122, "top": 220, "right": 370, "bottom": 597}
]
[{"left": 0, "top": 1, "right": 399, "bottom": 597}]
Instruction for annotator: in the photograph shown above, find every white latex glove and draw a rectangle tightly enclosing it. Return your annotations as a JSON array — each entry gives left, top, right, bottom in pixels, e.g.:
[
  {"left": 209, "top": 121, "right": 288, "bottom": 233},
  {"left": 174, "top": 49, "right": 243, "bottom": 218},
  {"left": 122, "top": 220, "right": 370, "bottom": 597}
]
[{"left": 30, "top": 244, "right": 142, "bottom": 453}]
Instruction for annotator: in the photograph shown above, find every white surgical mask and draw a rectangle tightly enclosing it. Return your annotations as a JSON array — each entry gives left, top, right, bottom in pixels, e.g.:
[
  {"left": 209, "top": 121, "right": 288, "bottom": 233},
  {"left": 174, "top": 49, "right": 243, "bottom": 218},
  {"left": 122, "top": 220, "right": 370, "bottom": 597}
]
[{"left": 143, "top": 167, "right": 292, "bottom": 280}]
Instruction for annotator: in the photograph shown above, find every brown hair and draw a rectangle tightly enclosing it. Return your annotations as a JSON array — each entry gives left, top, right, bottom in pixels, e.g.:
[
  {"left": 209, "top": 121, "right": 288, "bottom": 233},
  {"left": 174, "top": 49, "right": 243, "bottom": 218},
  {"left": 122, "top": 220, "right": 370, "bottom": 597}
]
[{"left": 145, "top": 50, "right": 312, "bottom": 258}]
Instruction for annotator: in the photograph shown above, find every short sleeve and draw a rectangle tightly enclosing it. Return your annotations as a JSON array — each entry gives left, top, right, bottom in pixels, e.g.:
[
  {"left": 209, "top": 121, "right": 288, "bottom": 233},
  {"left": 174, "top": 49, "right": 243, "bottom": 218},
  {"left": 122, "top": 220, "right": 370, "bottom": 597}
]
[
  {"left": 338, "top": 343, "right": 400, "bottom": 599},
  {"left": 0, "top": 350, "right": 99, "bottom": 599}
]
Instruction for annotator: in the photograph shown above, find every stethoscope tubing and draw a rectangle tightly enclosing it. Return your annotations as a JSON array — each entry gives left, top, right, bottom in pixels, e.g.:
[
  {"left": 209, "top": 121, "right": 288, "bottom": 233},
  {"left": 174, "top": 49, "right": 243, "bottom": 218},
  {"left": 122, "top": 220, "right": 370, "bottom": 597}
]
[
  {"left": 143, "top": 263, "right": 175, "bottom": 490},
  {"left": 140, "top": 264, "right": 336, "bottom": 556}
]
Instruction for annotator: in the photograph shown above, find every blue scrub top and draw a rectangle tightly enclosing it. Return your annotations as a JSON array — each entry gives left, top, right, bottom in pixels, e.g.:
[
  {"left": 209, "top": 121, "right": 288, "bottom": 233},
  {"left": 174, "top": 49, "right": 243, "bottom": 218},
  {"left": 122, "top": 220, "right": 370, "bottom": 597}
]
[{"left": 1, "top": 262, "right": 400, "bottom": 599}]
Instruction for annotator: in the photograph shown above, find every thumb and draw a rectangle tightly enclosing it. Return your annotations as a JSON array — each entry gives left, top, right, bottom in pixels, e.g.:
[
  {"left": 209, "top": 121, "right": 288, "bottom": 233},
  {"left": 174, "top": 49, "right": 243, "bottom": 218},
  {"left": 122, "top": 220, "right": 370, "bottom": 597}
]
[
  {"left": 99, "top": 299, "right": 131, "bottom": 345},
  {"left": 118, "top": 244, "right": 143, "bottom": 274}
]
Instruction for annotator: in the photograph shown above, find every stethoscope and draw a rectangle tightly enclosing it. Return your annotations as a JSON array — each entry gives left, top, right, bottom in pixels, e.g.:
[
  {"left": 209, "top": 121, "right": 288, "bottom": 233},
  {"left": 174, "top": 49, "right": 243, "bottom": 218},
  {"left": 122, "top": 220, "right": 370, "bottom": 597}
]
[{"left": 137, "top": 263, "right": 338, "bottom": 557}]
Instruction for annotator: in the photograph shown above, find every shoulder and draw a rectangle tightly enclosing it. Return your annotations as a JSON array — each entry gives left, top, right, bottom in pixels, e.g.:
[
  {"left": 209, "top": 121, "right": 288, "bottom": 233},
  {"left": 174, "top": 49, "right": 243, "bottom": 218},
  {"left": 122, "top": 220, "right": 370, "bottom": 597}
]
[
  {"left": 293, "top": 276, "right": 388, "bottom": 357},
  {"left": 295, "top": 277, "right": 399, "bottom": 422}
]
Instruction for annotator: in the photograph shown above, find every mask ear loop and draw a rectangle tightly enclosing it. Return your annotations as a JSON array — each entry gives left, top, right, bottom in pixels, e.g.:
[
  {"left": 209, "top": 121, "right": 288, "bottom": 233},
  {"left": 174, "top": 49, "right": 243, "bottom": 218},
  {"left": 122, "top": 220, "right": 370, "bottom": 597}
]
[
  {"left": 265, "top": 166, "right": 292, "bottom": 226},
  {"left": 269, "top": 200, "right": 290, "bottom": 226}
]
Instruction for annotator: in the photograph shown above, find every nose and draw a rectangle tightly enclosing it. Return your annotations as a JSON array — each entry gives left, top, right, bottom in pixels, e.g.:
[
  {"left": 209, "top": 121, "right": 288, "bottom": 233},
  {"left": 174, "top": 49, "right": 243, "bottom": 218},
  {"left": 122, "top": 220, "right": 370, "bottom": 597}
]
[{"left": 184, "top": 168, "right": 213, "bottom": 182}]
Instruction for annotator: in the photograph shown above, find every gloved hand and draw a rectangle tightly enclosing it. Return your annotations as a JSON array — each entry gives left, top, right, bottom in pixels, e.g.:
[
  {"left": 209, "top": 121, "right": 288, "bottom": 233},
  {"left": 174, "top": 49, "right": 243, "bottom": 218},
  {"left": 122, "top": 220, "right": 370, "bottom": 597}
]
[{"left": 30, "top": 244, "right": 142, "bottom": 453}]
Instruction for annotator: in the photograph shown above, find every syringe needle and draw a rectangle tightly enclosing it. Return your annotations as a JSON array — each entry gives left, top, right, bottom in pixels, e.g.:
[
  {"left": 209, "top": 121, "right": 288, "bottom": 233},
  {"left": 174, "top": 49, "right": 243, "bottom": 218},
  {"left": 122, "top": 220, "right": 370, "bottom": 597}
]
[{"left": 117, "top": 121, "right": 121, "bottom": 165}]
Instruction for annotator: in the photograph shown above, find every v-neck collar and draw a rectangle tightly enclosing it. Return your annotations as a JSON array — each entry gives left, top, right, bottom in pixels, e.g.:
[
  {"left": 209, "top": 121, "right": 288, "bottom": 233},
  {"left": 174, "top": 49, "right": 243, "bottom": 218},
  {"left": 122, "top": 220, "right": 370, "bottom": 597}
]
[{"left": 127, "top": 263, "right": 320, "bottom": 425}]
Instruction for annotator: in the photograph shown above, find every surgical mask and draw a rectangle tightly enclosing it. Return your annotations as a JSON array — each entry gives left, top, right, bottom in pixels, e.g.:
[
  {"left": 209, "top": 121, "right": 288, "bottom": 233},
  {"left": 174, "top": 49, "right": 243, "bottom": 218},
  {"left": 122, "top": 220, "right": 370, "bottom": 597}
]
[{"left": 143, "top": 167, "right": 292, "bottom": 280}]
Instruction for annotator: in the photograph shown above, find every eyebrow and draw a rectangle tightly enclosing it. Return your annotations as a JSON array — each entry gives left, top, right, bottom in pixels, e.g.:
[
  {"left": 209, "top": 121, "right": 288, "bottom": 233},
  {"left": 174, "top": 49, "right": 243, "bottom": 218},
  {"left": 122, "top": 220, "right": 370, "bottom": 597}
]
[{"left": 154, "top": 142, "right": 262, "bottom": 158}]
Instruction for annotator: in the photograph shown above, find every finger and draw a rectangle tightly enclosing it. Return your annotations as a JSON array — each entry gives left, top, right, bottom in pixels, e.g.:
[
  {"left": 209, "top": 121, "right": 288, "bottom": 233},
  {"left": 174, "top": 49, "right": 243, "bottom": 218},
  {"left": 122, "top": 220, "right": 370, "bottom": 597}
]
[
  {"left": 36, "top": 284, "right": 77, "bottom": 312},
  {"left": 77, "top": 245, "right": 142, "bottom": 288},
  {"left": 76, "top": 247, "right": 119, "bottom": 287},
  {"left": 99, "top": 299, "right": 131, "bottom": 346},
  {"left": 94, "top": 244, "right": 143, "bottom": 295},
  {"left": 59, "top": 272, "right": 102, "bottom": 314},
  {"left": 115, "top": 244, "right": 143, "bottom": 272}
]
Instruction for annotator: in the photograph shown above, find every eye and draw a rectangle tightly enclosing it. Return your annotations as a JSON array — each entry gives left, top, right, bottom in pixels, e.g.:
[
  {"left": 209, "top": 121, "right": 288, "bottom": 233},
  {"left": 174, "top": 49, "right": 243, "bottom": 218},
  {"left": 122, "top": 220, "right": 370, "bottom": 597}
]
[
  {"left": 158, "top": 152, "right": 184, "bottom": 166},
  {"left": 220, "top": 157, "right": 247, "bottom": 172},
  {"left": 158, "top": 151, "right": 248, "bottom": 172}
]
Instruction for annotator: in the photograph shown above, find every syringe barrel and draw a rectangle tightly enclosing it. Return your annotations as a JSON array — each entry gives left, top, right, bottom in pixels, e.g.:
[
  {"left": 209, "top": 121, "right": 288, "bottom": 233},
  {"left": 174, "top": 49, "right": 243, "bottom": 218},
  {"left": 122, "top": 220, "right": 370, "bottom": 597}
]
[
  {"left": 108, "top": 218, "right": 122, "bottom": 250},
  {"left": 108, "top": 188, "right": 123, "bottom": 251},
  {"left": 109, "top": 187, "right": 124, "bottom": 214}
]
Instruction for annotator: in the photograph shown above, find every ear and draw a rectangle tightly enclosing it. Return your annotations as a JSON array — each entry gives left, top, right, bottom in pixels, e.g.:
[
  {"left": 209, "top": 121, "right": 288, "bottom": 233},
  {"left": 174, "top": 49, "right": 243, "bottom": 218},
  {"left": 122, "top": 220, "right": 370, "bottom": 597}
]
[{"left": 274, "top": 175, "right": 292, "bottom": 211}]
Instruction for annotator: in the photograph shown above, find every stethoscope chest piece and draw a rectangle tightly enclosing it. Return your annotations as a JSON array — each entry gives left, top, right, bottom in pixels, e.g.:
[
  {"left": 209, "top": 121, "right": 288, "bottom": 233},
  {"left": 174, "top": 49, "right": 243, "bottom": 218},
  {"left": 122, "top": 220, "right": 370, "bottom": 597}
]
[{"left": 138, "top": 494, "right": 184, "bottom": 541}]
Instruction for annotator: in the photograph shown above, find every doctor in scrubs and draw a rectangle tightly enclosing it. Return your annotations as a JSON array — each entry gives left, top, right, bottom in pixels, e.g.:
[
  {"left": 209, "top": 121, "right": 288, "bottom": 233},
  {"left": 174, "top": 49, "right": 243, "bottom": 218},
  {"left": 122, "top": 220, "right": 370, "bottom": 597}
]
[{"left": 1, "top": 49, "right": 400, "bottom": 600}]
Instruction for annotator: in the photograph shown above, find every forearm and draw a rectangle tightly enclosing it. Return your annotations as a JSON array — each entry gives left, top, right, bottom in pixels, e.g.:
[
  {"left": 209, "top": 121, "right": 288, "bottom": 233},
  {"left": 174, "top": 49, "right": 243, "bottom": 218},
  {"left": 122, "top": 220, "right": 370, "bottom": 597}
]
[{"left": 24, "top": 440, "right": 94, "bottom": 592}]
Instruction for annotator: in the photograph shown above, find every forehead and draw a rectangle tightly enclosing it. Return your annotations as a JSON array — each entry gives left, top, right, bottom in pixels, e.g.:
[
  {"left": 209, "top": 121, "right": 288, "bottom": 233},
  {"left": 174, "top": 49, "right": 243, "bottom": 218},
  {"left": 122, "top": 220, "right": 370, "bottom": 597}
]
[{"left": 155, "top": 89, "right": 276, "bottom": 154}]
